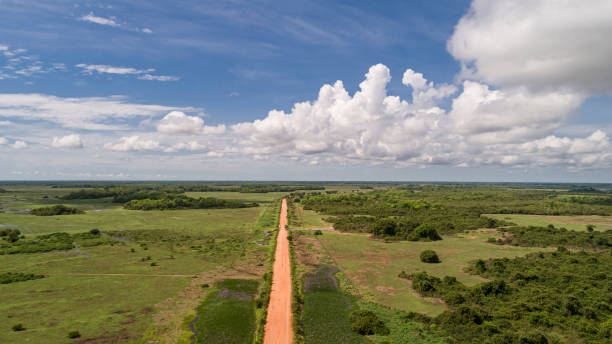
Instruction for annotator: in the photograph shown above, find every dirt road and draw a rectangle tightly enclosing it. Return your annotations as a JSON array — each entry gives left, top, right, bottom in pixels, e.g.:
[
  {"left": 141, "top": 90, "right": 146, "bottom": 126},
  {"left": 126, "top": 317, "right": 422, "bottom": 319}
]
[{"left": 264, "top": 198, "right": 293, "bottom": 344}]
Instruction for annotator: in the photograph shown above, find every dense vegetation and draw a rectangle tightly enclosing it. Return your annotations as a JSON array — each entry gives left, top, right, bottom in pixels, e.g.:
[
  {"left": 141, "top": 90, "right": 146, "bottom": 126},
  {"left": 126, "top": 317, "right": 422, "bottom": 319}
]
[
  {"left": 0, "top": 272, "right": 45, "bottom": 284},
  {"left": 301, "top": 265, "right": 368, "bottom": 344},
  {"left": 61, "top": 187, "right": 173, "bottom": 203},
  {"left": 0, "top": 230, "right": 116, "bottom": 254},
  {"left": 401, "top": 249, "right": 612, "bottom": 343},
  {"left": 499, "top": 225, "right": 612, "bottom": 249},
  {"left": 60, "top": 184, "right": 325, "bottom": 202},
  {"left": 123, "top": 195, "right": 258, "bottom": 210},
  {"left": 193, "top": 279, "right": 259, "bottom": 344},
  {"left": 295, "top": 186, "right": 612, "bottom": 240},
  {"left": 29, "top": 205, "right": 83, "bottom": 216}
]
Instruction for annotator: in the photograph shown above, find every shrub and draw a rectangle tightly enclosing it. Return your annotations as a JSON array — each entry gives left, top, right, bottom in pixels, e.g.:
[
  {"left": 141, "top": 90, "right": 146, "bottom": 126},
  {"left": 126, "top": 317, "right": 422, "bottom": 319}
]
[
  {"left": 349, "top": 310, "right": 390, "bottom": 335},
  {"left": 313, "top": 230, "right": 323, "bottom": 235},
  {"left": 414, "top": 224, "right": 442, "bottom": 241},
  {"left": 0, "top": 272, "right": 45, "bottom": 284},
  {"left": 12, "top": 323, "right": 25, "bottom": 331},
  {"left": 29, "top": 205, "right": 83, "bottom": 216},
  {"left": 420, "top": 250, "right": 441, "bottom": 263},
  {"left": 201, "top": 283, "right": 210, "bottom": 288},
  {"left": 89, "top": 228, "right": 100, "bottom": 235},
  {"left": 67, "top": 331, "right": 81, "bottom": 339}
]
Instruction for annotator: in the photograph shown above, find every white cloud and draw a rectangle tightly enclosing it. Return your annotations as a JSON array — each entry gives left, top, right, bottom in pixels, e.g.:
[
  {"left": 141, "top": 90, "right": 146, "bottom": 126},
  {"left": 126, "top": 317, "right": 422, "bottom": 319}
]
[
  {"left": 76, "top": 64, "right": 151, "bottom": 75},
  {"left": 137, "top": 74, "right": 179, "bottom": 82},
  {"left": 0, "top": 120, "right": 11, "bottom": 126},
  {"left": 0, "top": 137, "right": 7, "bottom": 145},
  {"left": 0, "top": 93, "right": 199, "bottom": 130},
  {"left": 157, "top": 111, "right": 205, "bottom": 134},
  {"left": 52, "top": 134, "right": 84, "bottom": 149},
  {"left": 141, "top": 28, "right": 153, "bottom": 34},
  {"left": 448, "top": 0, "right": 612, "bottom": 95},
  {"left": 164, "top": 141, "right": 207, "bottom": 152},
  {"left": 156, "top": 111, "right": 225, "bottom": 135},
  {"left": 76, "top": 64, "right": 178, "bottom": 81},
  {"left": 79, "top": 12, "right": 120, "bottom": 27},
  {"left": 230, "top": 63, "right": 612, "bottom": 169},
  {"left": 104, "top": 136, "right": 161, "bottom": 152},
  {"left": 447, "top": 81, "right": 582, "bottom": 143},
  {"left": 11, "top": 140, "right": 27, "bottom": 149}
]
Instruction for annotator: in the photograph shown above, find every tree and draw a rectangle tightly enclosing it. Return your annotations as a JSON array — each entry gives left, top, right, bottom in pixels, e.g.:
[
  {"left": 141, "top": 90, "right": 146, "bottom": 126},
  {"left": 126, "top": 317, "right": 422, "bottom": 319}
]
[{"left": 420, "top": 250, "right": 441, "bottom": 263}]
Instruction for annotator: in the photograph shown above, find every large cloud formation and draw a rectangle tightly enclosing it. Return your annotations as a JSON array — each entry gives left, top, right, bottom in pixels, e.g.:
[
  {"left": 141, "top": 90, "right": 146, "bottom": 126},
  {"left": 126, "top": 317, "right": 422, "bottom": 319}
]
[{"left": 228, "top": 0, "right": 612, "bottom": 169}]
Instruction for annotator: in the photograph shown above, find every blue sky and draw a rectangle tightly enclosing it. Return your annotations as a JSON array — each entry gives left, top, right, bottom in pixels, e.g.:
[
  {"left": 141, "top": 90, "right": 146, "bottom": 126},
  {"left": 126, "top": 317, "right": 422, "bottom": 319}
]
[{"left": 1, "top": 0, "right": 612, "bottom": 181}]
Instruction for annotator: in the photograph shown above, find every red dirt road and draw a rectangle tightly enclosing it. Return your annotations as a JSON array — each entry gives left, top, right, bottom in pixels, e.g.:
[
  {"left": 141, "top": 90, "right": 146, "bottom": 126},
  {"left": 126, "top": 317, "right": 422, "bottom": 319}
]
[{"left": 264, "top": 198, "right": 293, "bottom": 344}]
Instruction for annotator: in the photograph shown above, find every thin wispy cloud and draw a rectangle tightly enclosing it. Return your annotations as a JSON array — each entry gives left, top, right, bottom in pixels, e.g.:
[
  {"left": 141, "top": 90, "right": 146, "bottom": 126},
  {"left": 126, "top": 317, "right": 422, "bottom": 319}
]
[
  {"left": 79, "top": 12, "right": 120, "bottom": 27},
  {"left": 76, "top": 64, "right": 179, "bottom": 81}
]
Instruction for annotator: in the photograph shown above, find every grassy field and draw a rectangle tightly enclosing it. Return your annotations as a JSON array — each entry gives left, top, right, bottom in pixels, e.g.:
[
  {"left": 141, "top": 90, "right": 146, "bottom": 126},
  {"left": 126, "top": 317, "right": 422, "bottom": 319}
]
[
  {"left": 315, "top": 229, "right": 550, "bottom": 316},
  {"left": 1, "top": 275, "right": 190, "bottom": 343},
  {"left": 0, "top": 185, "right": 277, "bottom": 344},
  {"left": 485, "top": 213, "right": 612, "bottom": 231},
  {"left": 193, "top": 279, "right": 259, "bottom": 344},
  {"left": 1, "top": 207, "right": 263, "bottom": 235},
  {"left": 290, "top": 203, "right": 331, "bottom": 228}
]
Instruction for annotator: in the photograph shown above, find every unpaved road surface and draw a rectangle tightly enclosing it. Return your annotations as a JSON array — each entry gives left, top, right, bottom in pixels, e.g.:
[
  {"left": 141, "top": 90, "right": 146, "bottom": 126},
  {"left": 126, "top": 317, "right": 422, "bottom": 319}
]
[{"left": 264, "top": 198, "right": 293, "bottom": 344}]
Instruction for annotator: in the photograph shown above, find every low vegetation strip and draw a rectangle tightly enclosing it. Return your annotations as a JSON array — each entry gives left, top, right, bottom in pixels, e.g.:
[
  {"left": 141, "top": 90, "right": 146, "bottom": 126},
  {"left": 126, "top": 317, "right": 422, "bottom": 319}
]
[
  {"left": 0, "top": 229, "right": 116, "bottom": 255},
  {"left": 192, "top": 279, "right": 259, "bottom": 344},
  {"left": 0, "top": 272, "right": 45, "bottom": 284},
  {"left": 123, "top": 196, "right": 258, "bottom": 210}
]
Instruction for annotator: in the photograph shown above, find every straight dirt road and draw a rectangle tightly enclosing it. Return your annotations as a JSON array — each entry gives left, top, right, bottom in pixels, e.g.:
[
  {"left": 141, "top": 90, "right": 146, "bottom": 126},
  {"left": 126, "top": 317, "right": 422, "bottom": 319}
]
[{"left": 264, "top": 198, "right": 293, "bottom": 344}]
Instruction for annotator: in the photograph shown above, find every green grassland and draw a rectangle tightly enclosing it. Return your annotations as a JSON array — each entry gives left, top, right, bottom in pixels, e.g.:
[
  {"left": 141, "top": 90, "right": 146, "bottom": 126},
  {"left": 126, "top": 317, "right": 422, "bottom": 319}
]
[
  {"left": 485, "top": 213, "right": 612, "bottom": 231},
  {"left": 316, "top": 229, "right": 549, "bottom": 316},
  {"left": 289, "top": 203, "right": 331, "bottom": 228},
  {"left": 1, "top": 207, "right": 263, "bottom": 235},
  {"left": 1, "top": 275, "right": 190, "bottom": 344},
  {"left": 0, "top": 185, "right": 277, "bottom": 344}
]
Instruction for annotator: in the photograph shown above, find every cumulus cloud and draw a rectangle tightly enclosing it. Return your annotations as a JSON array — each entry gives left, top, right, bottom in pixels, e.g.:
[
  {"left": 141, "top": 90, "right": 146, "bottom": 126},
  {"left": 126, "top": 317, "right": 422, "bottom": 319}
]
[
  {"left": 104, "top": 136, "right": 161, "bottom": 152},
  {"left": 141, "top": 28, "right": 153, "bottom": 34},
  {"left": 0, "top": 137, "right": 7, "bottom": 145},
  {"left": 447, "top": 81, "right": 582, "bottom": 143},
  {"left": 11, "top": 140, "right": 27, "bottom": 149},
  {"left": 448, "top": 0, "right": 612, "bottom": 95},
  {"left": 52, "top": 134, "right": 84, "bottom": 149},
  {"left": 230, "top": 63, "right": 612, "bottom": 169},
  {"left": 164, "top": 141, "right": 207, "bottom": 152},
  {"left": 157, "top": 111, "right": 226, "bottom": 135},
  {"left": 0, "top": 93, "right": 199, "bottom": 130},
  {"left": 79, "top": 12, "right": 120, "bottom": 27}
]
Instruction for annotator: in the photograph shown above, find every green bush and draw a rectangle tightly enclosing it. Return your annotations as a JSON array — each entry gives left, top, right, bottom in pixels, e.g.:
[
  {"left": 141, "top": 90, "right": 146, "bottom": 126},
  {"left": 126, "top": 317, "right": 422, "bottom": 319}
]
[
  {"left": 349, "top": 310, "right": 389, "bottom": 335},
  {"left": 314, "top": 230, "right": 323, "bottom": 235},
  {"left": 420, "top": 249, "right": 441, "bottom": 263},
  {"left": 12, "top": 323, "right": 25, "bottom": 331},
  {"left": 29, "top": 205, "right": 83, "bottom": 216},
  {"left": 0, "top": 272, "right": 45, "bottom": 284},
  {"left": 67, "top": 331, "right": 81, "bottom": 339}
]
